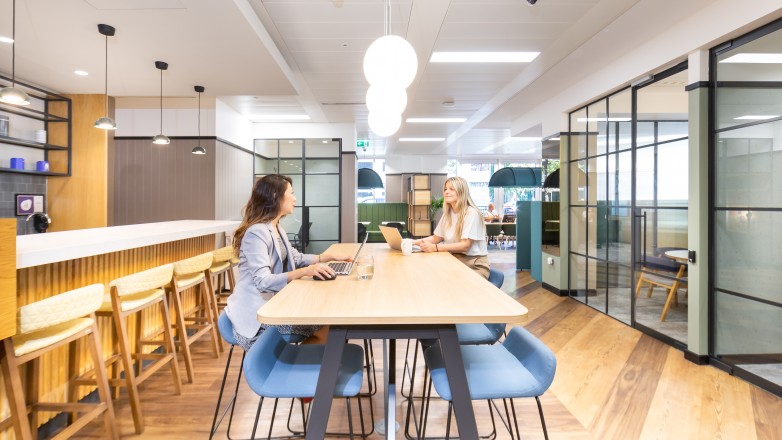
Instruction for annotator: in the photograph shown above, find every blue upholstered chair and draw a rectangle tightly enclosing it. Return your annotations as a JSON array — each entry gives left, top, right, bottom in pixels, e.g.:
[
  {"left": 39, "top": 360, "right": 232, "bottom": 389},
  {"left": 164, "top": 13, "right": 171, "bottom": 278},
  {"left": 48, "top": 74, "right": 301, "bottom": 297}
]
[
  {"left": 243, "top": 327, "right": 367, "bottom": 439},
  {"left": 420, "top": 326, "right": 557, "bottom": 440},
  {"left": 209, "top": 312, "right": 305, "bottom": 439},
  {"left": 403, "top": 269, "right": 507, "bottom": 438}
]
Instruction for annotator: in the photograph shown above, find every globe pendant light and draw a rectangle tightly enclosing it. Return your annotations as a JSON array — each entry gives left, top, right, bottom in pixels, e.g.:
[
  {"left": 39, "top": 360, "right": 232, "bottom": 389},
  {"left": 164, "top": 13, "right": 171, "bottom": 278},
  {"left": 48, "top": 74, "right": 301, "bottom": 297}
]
[
  {"left": 152, "top": 61, "right": 170, "bottom": 145},
  {"left": 191, "top": 85, "right": 206, "bottom": 155},
  {"left": 364, "top": 0, "right": 417, "bottom": 138},
  {"left": 93, "top": 24, "right": 116, "bottom": 130},
  {"left": 0, "top": 0, "right": 31, "bottom": 106}
]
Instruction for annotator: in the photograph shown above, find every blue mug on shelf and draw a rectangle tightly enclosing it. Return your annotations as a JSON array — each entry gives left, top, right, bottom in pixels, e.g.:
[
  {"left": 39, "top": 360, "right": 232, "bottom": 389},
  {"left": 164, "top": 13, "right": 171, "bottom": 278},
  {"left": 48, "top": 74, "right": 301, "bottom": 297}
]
[
  {"left": 10, "top": 158, "right": 25, "bottom": 170},
  {"left": 36, "top": 161, "right": 49, "bottom": 172}
]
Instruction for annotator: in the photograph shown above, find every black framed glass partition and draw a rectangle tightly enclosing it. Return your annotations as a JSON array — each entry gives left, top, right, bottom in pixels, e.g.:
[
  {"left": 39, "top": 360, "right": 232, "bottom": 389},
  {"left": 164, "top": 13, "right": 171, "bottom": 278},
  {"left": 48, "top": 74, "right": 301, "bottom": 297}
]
[
  {"left": 253, "top": 138, "right": 342, "bottom": 253},
  {"left": 711, "top": 19, "right": 782, "bottom": 392}
]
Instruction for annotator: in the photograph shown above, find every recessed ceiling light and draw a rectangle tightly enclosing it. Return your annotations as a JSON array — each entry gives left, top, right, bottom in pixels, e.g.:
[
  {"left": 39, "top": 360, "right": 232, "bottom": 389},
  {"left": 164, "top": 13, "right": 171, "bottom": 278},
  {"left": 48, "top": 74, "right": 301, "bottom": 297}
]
[
  {"left": 399, "top": 137, "right": 445, "bottom": 142},
  {"left": 74, "top": 70, "right": 89, "bottom": 76},
  {"left": 720, "top": 53, "right": 782, "bottom": 63},
  {"left": 430, "top": 52, "right": 539, "bottom": 63},
  {"left": 576, "top": 117, "right": 631, "bottom": 122},
  {"left": 0, "top": 36, "right": 13, "bottom": 44},
  {"left": 253, "top": 114, "right": 310, "bottom": 121},
  {"left": 322, "top": 140, "right": 328, "bottom": 143},
  {"left": 734, "top": 115, "right": 780, "bottom": 120},
  {"left": 548, "top": 137, "right": 561, "bottom": 141},
  {"left": 406, "top": 117, "right": 467, "bottom": 123}
]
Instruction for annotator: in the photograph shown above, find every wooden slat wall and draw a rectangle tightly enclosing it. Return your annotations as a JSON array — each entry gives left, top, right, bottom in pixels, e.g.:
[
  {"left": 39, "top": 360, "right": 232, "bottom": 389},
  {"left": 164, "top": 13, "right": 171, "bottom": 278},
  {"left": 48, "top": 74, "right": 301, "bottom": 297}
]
[
  {"left": 48, "top": 94, "right": 109, "bottom": 232},
  {"left": 0, "top": 235, "right": 214, "bottom": 438},
  {"left": 112, "top": 139, "right": 216, "bottom": 226},
  {"left": 0, "top": 219, "right": 15, "bottom": 340},
  {"left": 214, "top": 140, "right": 252, "bottom": 221}
]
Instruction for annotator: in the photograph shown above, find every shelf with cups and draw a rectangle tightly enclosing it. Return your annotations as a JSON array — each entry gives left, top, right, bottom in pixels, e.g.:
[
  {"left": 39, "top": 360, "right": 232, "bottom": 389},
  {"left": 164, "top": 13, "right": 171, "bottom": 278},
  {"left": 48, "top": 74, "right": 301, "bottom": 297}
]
[{"left": 0, "top": 74, "right": 72, "bottom": 176}]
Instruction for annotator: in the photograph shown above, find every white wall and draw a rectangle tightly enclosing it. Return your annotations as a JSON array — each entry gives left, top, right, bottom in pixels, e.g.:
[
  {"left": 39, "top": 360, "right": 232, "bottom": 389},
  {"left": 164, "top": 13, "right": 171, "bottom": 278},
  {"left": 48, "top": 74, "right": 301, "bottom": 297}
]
[
  {"left": 385, "top": 155, "right": 448, "bottom": 174},
  {"left": 216, "top": 99, "right": 253, "bottom": 151}
]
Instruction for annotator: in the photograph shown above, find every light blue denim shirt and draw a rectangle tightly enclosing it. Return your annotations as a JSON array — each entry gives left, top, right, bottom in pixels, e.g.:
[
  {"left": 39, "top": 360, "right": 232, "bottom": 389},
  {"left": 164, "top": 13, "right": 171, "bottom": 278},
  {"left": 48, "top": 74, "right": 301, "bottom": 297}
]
[{"left": 226, "top": 222, "right": 316, "bottom": 338}]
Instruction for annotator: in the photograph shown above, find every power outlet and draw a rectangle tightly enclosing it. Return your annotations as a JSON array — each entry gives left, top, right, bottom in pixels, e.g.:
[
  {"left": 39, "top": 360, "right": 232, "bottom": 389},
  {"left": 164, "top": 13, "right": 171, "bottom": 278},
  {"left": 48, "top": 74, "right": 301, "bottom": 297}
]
[{"left": 547, "top": 257, "right": 554, "bottom": 265}]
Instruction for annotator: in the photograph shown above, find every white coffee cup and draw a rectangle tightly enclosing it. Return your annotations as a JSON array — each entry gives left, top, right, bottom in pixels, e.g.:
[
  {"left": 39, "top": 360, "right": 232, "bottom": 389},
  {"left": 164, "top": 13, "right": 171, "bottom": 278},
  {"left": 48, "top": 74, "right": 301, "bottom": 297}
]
[{"left": 401, "top": 238, "right": 414, "bottom": 256}]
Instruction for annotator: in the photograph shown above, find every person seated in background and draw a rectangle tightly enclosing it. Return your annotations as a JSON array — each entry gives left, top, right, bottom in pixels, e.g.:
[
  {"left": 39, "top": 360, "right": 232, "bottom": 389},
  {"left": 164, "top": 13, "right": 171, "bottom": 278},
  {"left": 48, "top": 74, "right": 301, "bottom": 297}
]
[
  {"left": 226, "top": 174, "right": 351, "bottom": 350},
  {"left": 482, "top": 202, "right": 499, "bottom": 222},
  {"left": 414, "top": 176, "right": 490, "bottom": 279}
]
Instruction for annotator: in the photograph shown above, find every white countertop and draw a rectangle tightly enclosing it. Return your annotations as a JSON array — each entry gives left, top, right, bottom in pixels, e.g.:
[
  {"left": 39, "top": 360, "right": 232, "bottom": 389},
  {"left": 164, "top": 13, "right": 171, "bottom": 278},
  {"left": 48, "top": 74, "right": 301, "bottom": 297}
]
[{"left": 16, "top": 220, "right": 239, "bottom": 269}]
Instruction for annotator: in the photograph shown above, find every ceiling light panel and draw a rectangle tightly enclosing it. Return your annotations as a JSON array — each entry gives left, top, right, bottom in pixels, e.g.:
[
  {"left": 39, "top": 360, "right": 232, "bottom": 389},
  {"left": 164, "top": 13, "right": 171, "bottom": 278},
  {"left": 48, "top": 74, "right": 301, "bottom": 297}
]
[
  {"left": 399, "top": 137, "right": 445, "bottom": 142},
  {"left": 431, "top": 52, "right": 540, "bottom": 63},
  {"left": 406, "top": 117, "right": 467, "bottom": 123},
  {"left": 734, "top": 115, "right": 780, "bottom": 120}
]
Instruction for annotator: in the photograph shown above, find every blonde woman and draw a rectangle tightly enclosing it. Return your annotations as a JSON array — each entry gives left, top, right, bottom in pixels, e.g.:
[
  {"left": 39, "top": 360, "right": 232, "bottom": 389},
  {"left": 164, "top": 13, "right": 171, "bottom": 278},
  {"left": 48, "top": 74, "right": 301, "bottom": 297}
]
[{"left": 414, "top": 176, "right": 490, "bottom": 278}]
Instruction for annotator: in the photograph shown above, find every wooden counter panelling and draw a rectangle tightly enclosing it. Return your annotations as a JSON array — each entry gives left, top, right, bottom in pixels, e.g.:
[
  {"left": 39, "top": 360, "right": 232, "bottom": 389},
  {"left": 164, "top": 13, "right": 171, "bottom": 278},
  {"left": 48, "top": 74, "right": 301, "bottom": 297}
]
[
  {"left": 1, "top": 234, "right": 214, "bottom": 437},
  {"left": 0, "top": 219, "right": 16, "bottom": 340}
]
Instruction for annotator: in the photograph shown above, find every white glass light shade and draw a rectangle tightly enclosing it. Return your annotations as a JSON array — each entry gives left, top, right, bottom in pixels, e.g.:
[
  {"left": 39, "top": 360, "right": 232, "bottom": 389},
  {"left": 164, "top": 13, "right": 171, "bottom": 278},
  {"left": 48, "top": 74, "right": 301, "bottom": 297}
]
[
  {"left": 363, "top": 35, "right": 417, "bottom": 88},
  {"left": 191, "top": 146, "right": 206, "bottom": 155},
  {"left": 94, "top": 116, "right": 117, "bottom": 130},
  {"left": 152, "top": 134, "right": 170, "bottom": 145},
  {"left": 366, "top": 85, "right": 407, "bottom": 114},
  {"left": 368, "top": 111, "right": 401, "bottom": 137},
  {"left": 0, "top": 86, "right": 30, "bottom": 105}
]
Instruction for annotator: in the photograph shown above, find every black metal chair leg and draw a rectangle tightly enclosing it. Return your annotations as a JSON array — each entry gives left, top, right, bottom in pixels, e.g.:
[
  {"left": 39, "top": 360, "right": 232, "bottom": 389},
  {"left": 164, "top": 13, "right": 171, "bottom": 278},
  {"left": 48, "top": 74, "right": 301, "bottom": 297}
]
[
  {"left": 536, "top": 396, "right": 549, "bottom": 440},
  {"left": 250, "top": 396, "right": 265, "bottom": 440},
  {"left": 209, "top": 345, "right": 235, "bottom": 439},
  {"left": 226, "top": 353, "right": 247, "bottom": 440}
]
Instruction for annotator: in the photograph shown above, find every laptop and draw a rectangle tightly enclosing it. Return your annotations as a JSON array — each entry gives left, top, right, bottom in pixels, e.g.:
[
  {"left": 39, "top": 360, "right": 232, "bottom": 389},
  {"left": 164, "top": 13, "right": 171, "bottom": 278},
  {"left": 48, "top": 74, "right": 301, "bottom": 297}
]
[
  {"left": 378, "top": 225, "right": 421, "bottom": 252},
  {"left": 326, "top": 233, "right": 367, "bottom": 275}
]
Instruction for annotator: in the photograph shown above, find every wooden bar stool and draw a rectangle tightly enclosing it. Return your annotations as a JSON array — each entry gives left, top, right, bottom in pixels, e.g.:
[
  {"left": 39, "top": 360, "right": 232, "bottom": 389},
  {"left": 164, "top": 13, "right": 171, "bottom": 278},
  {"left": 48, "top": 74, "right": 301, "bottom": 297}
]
[
  {"left": 207, "top": 245, "right": 237, "bottom": 321},
  {"left": 170, "top": 252, "right": 221, "bottom": 383},
  {"left": 0, "top": 284, "right": 118, "bottom": 440},
  {"left": 89, "top": 263, "right": 182, "bottom": 434}
]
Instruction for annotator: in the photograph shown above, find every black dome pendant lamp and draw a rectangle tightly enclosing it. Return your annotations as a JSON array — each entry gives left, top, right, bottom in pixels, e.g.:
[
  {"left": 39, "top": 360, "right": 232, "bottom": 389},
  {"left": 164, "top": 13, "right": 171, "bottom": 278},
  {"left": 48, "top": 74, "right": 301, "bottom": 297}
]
[
  {"left": 151, "top": 61, "right": 170, "bottom": 145},
  {"left": 191, "top": 85, "right": 206, "bottom": 155},
  {"left": 94, "top": 24, "right": 117, "bottom": 130}
]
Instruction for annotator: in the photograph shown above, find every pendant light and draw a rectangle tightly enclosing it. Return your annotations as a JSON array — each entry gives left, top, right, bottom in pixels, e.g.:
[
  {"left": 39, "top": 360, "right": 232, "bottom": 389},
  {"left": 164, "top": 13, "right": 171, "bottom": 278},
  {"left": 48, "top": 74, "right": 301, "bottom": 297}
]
[
  {"left": 364, "top": 0, "right": 417, "bottom": 138},
  {"left": 93, "top": 24, "right": 116, "bottom": 130},
  {"left": 151, "top": 61, "right": 170, "bottom": 145},
  {"left": 191, "top": 85, "right": 206, "bottom": 155},
  {"left": 0, "top": 0, "right": 30, "bottom": 105}
]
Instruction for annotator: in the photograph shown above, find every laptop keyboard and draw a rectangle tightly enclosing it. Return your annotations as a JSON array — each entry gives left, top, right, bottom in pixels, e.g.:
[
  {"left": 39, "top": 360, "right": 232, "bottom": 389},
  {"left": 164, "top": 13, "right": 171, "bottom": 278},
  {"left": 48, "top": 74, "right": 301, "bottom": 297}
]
[{"left": 328, "top": 261, "right": 352, "bottom": 275}]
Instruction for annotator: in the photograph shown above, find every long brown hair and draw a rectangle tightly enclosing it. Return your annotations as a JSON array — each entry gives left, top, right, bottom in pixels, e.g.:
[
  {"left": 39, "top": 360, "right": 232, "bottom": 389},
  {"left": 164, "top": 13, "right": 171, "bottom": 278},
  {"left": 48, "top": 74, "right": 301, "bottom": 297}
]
[
  {"left": 233, "top": 174, "right": 293, "bottom": 253},
  {"left": 441, "top": 176, "right": 482, "bottom": 238}
]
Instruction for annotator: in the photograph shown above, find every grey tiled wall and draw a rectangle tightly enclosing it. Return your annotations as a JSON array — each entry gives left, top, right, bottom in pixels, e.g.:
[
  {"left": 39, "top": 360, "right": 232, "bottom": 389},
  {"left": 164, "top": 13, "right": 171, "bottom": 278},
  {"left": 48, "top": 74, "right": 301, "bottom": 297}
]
[{"left": 0, "top": 173, "right": 47, "bottom": 235}]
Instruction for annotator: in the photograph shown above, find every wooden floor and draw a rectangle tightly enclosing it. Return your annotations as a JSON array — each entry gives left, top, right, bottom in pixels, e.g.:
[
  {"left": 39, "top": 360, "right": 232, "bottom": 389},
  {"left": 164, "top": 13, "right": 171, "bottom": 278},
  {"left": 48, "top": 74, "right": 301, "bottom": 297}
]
[{"left": 73, "top": 262, "right": 782, "bottom": 439}]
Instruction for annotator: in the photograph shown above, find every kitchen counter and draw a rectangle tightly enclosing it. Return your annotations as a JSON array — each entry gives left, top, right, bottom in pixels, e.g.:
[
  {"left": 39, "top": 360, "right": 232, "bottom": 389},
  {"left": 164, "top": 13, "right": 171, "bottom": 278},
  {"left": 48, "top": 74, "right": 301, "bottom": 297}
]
[{"left": 16, "top": 220, "right": 239, "bottom": 269}]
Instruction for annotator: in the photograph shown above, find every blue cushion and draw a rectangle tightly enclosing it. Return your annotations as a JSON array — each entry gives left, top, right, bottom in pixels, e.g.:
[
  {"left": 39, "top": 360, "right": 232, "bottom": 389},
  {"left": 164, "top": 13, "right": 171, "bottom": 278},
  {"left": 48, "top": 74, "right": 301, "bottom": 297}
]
[
  {"left": 423, "top": 327, "right": 556, "bottom": 401},
  {"left": 218, "top": 311, "right": 238, "bottom": 346},
  {"left": 488, "top": 269, "right": 504, "bottom": 289},
  {"left": 455, "top": 323, "right": 505, "bottom": 345},
  {"left": 243, "top": 327, "right": 364, "bottom": 399}
]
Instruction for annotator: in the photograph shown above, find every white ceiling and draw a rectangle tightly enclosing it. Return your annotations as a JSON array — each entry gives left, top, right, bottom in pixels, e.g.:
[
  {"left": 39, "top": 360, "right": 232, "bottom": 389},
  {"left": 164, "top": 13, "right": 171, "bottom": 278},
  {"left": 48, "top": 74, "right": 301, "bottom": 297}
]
[{"left": 5, "top": 0, "right": 752, "bottom": 158}]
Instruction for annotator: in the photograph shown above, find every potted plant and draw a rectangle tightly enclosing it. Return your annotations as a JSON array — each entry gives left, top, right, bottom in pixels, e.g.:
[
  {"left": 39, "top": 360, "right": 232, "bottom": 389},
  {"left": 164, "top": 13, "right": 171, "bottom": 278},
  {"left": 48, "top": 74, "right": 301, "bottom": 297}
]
[{"left": 430, "top": 196, "right": 444, "bottom": 227}]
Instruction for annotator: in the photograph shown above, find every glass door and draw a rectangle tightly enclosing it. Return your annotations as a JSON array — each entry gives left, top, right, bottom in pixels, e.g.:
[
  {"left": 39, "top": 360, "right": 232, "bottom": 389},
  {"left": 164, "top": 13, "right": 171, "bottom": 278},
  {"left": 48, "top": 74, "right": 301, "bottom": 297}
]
[
  {"left": 253, "top": 138, "right": 341, "bottom": 253},
  {"left": 632, "top": 66, "right": 689, "bottom": 345}
]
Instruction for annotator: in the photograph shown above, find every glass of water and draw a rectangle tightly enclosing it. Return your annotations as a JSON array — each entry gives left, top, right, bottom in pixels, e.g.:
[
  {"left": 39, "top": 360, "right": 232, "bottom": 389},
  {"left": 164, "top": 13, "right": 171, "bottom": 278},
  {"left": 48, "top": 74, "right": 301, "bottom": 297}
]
[{"left": 355, "top": 255, "right": 374, "bottom": 280}]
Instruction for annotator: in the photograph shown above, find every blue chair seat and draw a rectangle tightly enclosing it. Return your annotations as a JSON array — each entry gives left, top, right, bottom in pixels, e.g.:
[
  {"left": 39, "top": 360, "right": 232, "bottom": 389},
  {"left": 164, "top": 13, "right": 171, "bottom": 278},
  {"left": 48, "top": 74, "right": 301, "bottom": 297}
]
[
  {"left": 244, "top": 327, "right": 364, "bottom": 399},
  {"left": 217, "top": 313, "right": 306, "bottom": 346},
  {"left": 424, "top": 326, "right": 556, "bottom": 401},
  {"left": 455, "top": 323, "right": 505, "bottom": 345}
]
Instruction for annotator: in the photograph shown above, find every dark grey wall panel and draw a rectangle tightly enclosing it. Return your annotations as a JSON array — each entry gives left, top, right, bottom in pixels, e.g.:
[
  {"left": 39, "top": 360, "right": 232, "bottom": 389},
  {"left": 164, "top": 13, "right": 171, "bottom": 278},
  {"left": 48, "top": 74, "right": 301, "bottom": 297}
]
[
  {"left": 0, "top": 173, "right": 47, "bottom": 235},
  {"left": 113, "top": 138, "right": 216, "bottom": 225}
]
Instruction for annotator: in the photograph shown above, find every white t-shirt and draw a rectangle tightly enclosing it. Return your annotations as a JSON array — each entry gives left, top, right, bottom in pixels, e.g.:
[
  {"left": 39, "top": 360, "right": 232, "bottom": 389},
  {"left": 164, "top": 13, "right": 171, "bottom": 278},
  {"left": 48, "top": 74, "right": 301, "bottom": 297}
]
[{"left": 434, "top": 207, "right": 488, "bottom": 256}]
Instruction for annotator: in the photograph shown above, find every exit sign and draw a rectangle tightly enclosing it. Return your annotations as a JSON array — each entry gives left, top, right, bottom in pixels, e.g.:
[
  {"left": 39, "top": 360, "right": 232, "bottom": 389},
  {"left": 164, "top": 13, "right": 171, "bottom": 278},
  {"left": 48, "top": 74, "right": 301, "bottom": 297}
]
[{"left": 356, "top": 140, "right": 368, "bottom": 148}]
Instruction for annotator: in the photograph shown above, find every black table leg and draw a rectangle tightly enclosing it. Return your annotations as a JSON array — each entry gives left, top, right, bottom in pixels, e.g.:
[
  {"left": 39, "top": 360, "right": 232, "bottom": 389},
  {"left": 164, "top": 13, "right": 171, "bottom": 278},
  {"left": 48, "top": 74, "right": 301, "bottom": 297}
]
[
  {"left": 307, "top": 327, "right": 347, "bottom": 440},
  {"left": 438, "top": 325, "right": 478, "bottom": 438}
]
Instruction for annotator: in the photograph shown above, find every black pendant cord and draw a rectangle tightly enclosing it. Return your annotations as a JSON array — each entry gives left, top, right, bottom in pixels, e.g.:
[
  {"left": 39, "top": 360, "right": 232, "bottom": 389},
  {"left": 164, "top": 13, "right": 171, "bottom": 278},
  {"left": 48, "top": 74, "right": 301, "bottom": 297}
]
[
  {"left": 11, "top": 0, "right": 16, "bottom": 86},
  {"left": 104, "top": 33, "right": 109, "bottom": 115},
  {"left": 159, "top": 68, "right": 163, "bottom": 133},
  {"left": 197, "top": 91, "right": 201, "bottom": 138}
]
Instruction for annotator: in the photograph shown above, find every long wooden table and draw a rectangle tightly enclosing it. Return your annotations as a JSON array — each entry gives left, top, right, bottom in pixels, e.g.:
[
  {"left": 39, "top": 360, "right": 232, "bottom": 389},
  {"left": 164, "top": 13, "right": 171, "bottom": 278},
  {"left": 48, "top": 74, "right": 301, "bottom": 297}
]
[{"left": 257, "top": 243, "right": 528, "bottom": 439}]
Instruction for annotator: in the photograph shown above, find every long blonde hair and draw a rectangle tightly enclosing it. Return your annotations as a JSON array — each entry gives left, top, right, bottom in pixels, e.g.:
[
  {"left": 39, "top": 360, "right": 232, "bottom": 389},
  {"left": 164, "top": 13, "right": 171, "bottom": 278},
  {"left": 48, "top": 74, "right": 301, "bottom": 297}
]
[
  {"left": 441, "top": 176, "right": 482, "bottom": 238},
  {"left": 233, "top": 175, "right": 292, "bottom": 253}
]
